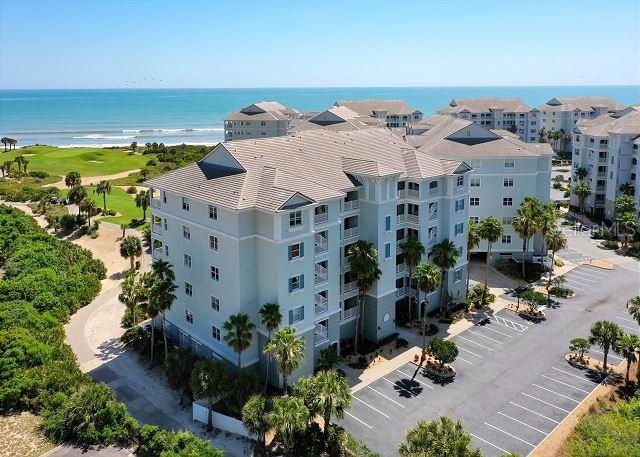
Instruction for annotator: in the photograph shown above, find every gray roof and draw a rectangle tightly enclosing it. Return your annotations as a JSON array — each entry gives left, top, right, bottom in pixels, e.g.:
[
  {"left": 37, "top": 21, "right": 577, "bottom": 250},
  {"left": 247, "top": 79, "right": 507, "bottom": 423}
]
[
  {"left": 225, "top": 101, "right": 300, "bottom": 121},
  {"left": 438, "top": 98, "right": 534, "bottom": 114},
  {"left": 538, "top": 96, "right": 625, "bottom": 113},
  {"left": 333, "top": 100, "right": 421, "bottom": 116},
  {"left": 146, "top": 128, "right": 467, "bottom": 212},
  {"left": 573, "top": 105, "right": 640, "bottom": 136}
]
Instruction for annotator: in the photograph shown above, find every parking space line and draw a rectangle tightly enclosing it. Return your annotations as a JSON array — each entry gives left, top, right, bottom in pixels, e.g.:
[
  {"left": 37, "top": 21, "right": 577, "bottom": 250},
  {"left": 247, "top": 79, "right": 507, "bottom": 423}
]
[
  {"left": 541, "top": 375, "right": 591, "bottom": 394},
  {"left": 566, "top": 272, "right": 598, "bottom": 282},
  {"left": 382, "top": 378, "right": 421, "bottom": 398},
  {"left": 591, "top": 349, "right": 623, "bottom": 361},
  {"left": 470, "top": 433, "right": 510, "bottom": 454},
  {"left": 352, "top": 396, "right": 390, "bottom": 418},
  {"left": 563, "top": 277, "right": 592, "bottom": 286},
  {"left": 521, "top": 393, "right": 571, "bottom": 413},
  {"left": 455, "top": 356, "right": 473, "bottom": 365},
  {"left": 494, "top": 315, "right": 528, "bottom": 332},
  {"left": 367, "top": 386, "right": 405, "bottom": 408},
  {"left": 480, "top": 326, "right": 513, "bottom": 338},
  {"left": 496, "top": 412, "right": 548, "bottom": 435},
  {"left": 615, "top": 323, "right": 640, "bottom": 334},
  {"left": 616, "top": 316, "right": 638, "bottom": 324},
  {"left": 484, "top": 422, "right": 535, "bottom": 447},
  {"left": 457, "top": 345, "right": 483, "bottom": 358},
  {"left": 509, "top": 402, "right": 560, "bottom": 424},
  {"left": 395, "top": 370, "right": 435, "bottom": 389},
  {"left": 467, "top": 329, "right": 504, "bottom": 344},
  {"left": 457, "top": 335, "right": 495, "bottom": 351},
  {"left": 532, "top": 384, "right": 581, "bottom": 403},
  {"left": 345, "top": 411, "right": 373, "bottom": 429},
  {"left": 577, "top": 268, "right": 608, "bottom": 277},
  {"left": 551, "top": 367, "right": 598, "bottom": 383}
]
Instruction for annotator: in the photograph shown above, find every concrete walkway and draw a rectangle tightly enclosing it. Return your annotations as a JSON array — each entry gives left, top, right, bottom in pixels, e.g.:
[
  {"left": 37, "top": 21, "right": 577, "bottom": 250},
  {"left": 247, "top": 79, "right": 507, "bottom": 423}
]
[{"left": 43, "top": 169, "right": 141, "bottom": 189}]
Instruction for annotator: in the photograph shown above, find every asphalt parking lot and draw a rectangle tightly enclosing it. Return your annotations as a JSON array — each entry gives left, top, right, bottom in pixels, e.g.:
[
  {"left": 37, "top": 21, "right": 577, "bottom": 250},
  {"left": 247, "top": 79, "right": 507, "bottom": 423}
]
[{"left": 339, "top": 263, "right": 639, "bottom": 456}]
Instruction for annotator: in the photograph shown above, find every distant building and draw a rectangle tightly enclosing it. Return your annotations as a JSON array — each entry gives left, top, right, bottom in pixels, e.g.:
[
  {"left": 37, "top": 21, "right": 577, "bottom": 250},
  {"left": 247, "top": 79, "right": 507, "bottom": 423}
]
[
  {"left": 333, "top": 100, "right": 423, "bottom": 128},
  {"left": 436, "top": 98, "right": 540, "bottom": 143},
  {"left": 571, "top": 105, "right": 640, "bottom": 220},
  {"left": 224, "top": 101, "right": 301, "bottom": 141},
  {"left": 289, "top": 106, "right": 385, "bottom": 133}
]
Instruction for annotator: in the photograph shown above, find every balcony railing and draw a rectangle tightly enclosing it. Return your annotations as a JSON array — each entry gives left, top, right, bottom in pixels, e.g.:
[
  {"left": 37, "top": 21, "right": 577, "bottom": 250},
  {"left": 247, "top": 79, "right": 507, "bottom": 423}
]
[
  {"left": 314, "top": 212, "right": 328, "bottom": 225},
  {"left": 343, "top": 281, "right": 357, "bottom": 293},
  {"left": 342, "top": 306, "right": 358, "bottom": 321},
  {"left": 315, "top": 325, "right": 328, "bottom": 344},
  {"left": 314, "top": 294, "right": 328, "bottom": 314},
  {"left": 344, "top": 227, "right": 359, "bottom": 240},
  {"left": 314, "top": 264, "right": 328, "bottom": 285},
  {"left": 152, "top": 224, "right": 163, "bottom": 234},
  {"left": 397, "top": 189, "right": 407, "bottom": 198},
  {"left": 397, "top": 214, "right": 406, "bottom": 223},
  {"left": 396, "top": 263, "right": 407, "bottom": 273},
  {"left": 407, "top": 189, "right": 420, "bottom": 198},
  {"left": 428, "top": 209, "right": 438, "bottom": 221},
  {"left": 314, "top": 234, "right": 328, "bottom": 254},
  {"left": 152, "top": 250, "right": 163, "bottom": 260},
  {"left": 396, "top": 238, "right": 405, "bottom": 247},
  {"left": 343, "top": 200, "right": 359, "bottom": 211},
  {"left": 395, "top": 287, "right": 405, "bottom": 298},
  {"left": 407, "top": 214, "right": 419, "bottom": 224},
  {"left": 597, "top": 172, "right": 607, "bottom": 177},
  {"left": 151, "top": 198, "right": 161, "bottom": 208}
]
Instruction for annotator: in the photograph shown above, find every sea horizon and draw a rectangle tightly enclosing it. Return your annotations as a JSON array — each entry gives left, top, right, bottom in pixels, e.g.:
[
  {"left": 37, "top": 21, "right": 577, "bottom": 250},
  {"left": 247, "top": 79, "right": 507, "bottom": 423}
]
[{"left": 2, "top": 85, "right": 639, "bottom": 148}]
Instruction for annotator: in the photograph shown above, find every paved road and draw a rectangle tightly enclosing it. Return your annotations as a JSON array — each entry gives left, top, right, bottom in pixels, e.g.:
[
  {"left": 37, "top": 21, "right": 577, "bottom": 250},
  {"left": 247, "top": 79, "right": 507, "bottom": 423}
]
[{"left": 339, "top": 262, "right": 639, "bottom": 456}]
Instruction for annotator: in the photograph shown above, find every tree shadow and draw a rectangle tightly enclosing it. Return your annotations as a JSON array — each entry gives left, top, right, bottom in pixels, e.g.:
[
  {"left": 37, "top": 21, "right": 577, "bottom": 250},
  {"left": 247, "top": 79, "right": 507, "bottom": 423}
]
[
  {"left": 392, "top": 378, "right": 423, "bottom": 398},
  {"left": 95, "top": 336, "right": 128, "bottom": 361}
]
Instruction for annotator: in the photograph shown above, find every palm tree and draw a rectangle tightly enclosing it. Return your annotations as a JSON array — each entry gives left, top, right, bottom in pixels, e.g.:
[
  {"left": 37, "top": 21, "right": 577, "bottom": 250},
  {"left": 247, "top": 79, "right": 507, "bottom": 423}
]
[
  {"left": 614, "top": 194, "right": 636, "bottom": 216},
  {"left": 2, "top": 161, "right": 11, "bottom": 177},
  {"left": 79, "top": 198, "right": 98, "bottom": 226},
  {"left": 399, "top": 416, "right": 481, "bottom": 457},
  {"left": 119, "top": 235, "right": 142, "bottom": 270},
  {"left": 315, "top": 370, "right": 351, "bottom": 439},
  {"left": 242, "top": 394, "right": 271, "bottom": 454},
  {"left": 94, "top": 180, "right": 112, "bottom": 210},
  {"left": 466, "top": 220, "right": 480, "bottom": 293},
  {"left": 120, "top": 223, "right": 127, "bottom": 239},
  {"left": 118, "top": 269, "right": 145, "bottom": 326},
  {"left": 544, "top": 228, "right": 567, "bottom": 302},
  {"left": 627, "top": 296, "right": 640, "bottom": 326},
  {"left": 412, "top": 262, "right": 442, "bottom": 352},
  {"left": 259, "top": 302, "right": 282, "bottom": 391},
  {"left": 267, "top": 395, "right": 309, "bottom": 456},
  {"left": 191, "top": 359, "right": 230, "bottom": 431},
  {"left": 575, "top": 167, "right": 588, "bottom": 181},
  {"left": 65, "top": 171, "right": 81, "bottom": 188},
  {"left": 135, "top": 190, "right": 150, "bottom": 220},
  {"left": 617, "top": 212, "right": 637, "bottom": 251},
  {"left": 538, "top": 202, "right": 559, "bottom": 269},
  {"left": 572, "top": 181, "right": 592, "bottom": 226},
  {"left": 149, "top": 260, "right": 177, "bottom": 363},
  {"left": 1, "top": 137, "right": 8, "bottom": 152},
  {"left": 10, "top": 138, "right": 17, "bottom": 150},
  {"left": 431, "top": 239, "right": 460, "bottom": 316},
  {"left": 264, "top": 327, "right": 305, "bottom": 392},
  {"left": 619, "top": 183, "right": 635, "bottom": 196},
  {"left": 21, "top": 158, "right": 28, "bottom": 174},
  {"left": 399, "top": 235, "right": 425, "bottom": 321},
  {"left": 13, "top": 156, "right": 24, "bottom": 178},
  {"left": 477, "top": 216, "right": 504, "bottom": 296},
  {"left": 538, "top": 127, "right": 546, "bottom": 143},
  {"left": 512, "top": 204, "right": 539, "bottom": 280},
  {"left": 589, "top": 321, "right": 622, "bottom": 371},
  {"left": 348, "top": 240, "right": 381, "bottom": 353},
  {"left": 616, "top": 333, "right": 640, "bottom": 385},
  {"left": 130, "top": 141, "right": 138, "bottom": 153},
  {"left": 223, "top": 313, "right": 256, "bottom": 368}
]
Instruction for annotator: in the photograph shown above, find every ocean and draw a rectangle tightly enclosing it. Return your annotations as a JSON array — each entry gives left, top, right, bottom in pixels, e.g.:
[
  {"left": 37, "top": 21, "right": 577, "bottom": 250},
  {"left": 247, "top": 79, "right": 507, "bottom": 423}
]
[{"left": 1, "top": 86, "right": 639, "bottom": 148}]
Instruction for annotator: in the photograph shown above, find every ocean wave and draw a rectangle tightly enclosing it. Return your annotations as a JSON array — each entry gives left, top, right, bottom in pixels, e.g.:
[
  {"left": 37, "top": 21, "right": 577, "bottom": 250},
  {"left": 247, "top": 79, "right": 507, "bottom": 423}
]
[
  {"left": 121, "top": 128, "right": 223, "bottom": 134},
  {"left": 57, "top": 141, "right": 220, "bottom": 148},
  {"left": 73, "top": 134, "right": 136, "bottom": 140}
]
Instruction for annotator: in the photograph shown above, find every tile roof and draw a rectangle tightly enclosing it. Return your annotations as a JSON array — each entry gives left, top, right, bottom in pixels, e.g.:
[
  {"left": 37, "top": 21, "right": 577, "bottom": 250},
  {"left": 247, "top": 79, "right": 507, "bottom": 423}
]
[
  {"left": 334, "top": 99, "right": 421, "bottom": 116},
  {"left": 573, "top": 106, "right": 640, "bottom": 136},
  {"left": 538, "top": 96, "right": 625, "bottom": 112},
  {"left": 438, "top": 97, "right": 534, "bottom": 114}
]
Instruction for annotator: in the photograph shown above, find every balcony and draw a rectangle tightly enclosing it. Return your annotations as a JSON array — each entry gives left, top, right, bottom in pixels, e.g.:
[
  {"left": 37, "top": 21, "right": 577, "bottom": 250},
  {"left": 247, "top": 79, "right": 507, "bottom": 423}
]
[
  {"left": 152, "top": 249, "right": 163, "bottom": 260},
  {"left": 397, "top": 214, "right": 407, "bottom": 224},
  {"left": 314, "top": 212, "right": 328, "bottom": 225},
  {"left": 344, "top": 227, "right": 359, "bottom": 240},
  {"left": 395, "top": 287, "right": 405, "bottom": 298},
  {"left": 151, "top": 198, "right": 161, "bottom": 208},
  {"left": 344, "top": 281, "right": 357, "bottom": 293},
  {"left": 342, "top": 306, "right": 358, "bottom": 321},
  {"left": 598, "top": 156, "right": 607, "bottom": 163},
  {"left": 396, "top": 237, "right": 405, "bottom": 247},
  {"left": 314, "top": 234, "right": 328, "bottom": 254},
  {"left": 596, "top": 185, "right": 606, "bottom": 192},
  {"left": 407, "top": 189, "right": 420, "bottom": 198},
  {"left": 314, "top": 264, "right": 328, "bottom": 285},
  {"left": 314, "top": 294, "right": 328, "bottom": 314},
  {"left": 407, "top": 214, "right": 419, "bottom": 224},
  {"left": 152, "top": 224, "right": 163, "bottom": 235},
  {"left": 397, "top": 189, "right": 407, "bottom": 198},
  {"left": 315, "top": 324, "right": 329, "bottom": 344},
  {"left": 344, "top": 200, "right": 359, "bottom": 212},
  {"left": 396, "top": 263, "right": 407, "bottom": 274},
  {"left": 597, "top": 172, "right": 607, "bottom": 178}
]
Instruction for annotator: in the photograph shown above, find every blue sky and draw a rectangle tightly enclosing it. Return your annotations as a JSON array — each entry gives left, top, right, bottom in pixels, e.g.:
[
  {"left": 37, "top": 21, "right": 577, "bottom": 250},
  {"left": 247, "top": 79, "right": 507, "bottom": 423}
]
[{"left": 1, "top": 0, "right": 639, "bottom": 89}]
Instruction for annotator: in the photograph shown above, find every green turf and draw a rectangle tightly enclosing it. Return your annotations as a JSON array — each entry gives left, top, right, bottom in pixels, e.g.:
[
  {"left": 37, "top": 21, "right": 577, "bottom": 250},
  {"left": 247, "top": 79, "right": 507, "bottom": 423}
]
[
  {"left": 1, "top": 145, "right": 151, "bottom": 177},
  {"left": 61, "top": 186, "right": 147, "bottom": 227}
]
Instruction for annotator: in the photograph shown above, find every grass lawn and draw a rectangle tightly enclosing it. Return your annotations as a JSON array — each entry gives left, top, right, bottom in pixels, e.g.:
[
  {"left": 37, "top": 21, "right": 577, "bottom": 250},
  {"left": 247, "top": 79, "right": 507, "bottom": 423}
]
[
  {"left": 61, "top": 186, "right": 147, "bottom": 227},
  {"left": 2, "top": 145, "right": 151, "bottom": 177}
]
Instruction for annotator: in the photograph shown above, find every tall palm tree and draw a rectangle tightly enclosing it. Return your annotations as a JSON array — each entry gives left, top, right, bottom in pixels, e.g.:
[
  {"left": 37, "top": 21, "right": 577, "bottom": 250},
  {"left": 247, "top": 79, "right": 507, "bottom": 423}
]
[
  {"left": 264, "top": 326, "right": 305, "bottom": 392},
  {"left": 619, "top": 183, "right": 635, "bottom": 196},
  {"left": 67, "top": 184, "right": 87, "bottom": 214},
  {"left": 627, "top": 296, "right": 640, "bottom": 326},
  {"left": 1, "top": 137, "right": 8, "bottom": 152},
  {"left": 399, "top": 235, "right": 425, "bottom": 321},
  {"left": 2, "top": 161, "right": 11, "bottom": 176},
  {"left": 512, "top": 204, "right": 539, "bottom": 280},
  {"left": 79, "top": 198, "right": 98, "bottom": 226},
  {"left": 94, "top": 180, "right": 112, "bottom": 210},
  {"left": 538, "top": 202, "right": 559, "bottom": 269},
  {"left": 544, "top": 228, "right": 567, "bottom": 302},
  {"left": 617, "top": 212, "right": 637, "bottom": 251},
  {"left": 614, "top": 194, "right": 636, "bottom": 216},
  {"left": 118, "top": 269, "right": 145, "bottom": 326},
  {"left": 589, "top": 320, "right": 622, "bottom": 371},
  {"left": 267, "top": 395, "right": 309, "bottom": 456},
  {"left": 538, "top": 127, "right": 546, "bottom": 143},
  {"left": 149, "top": 260, "right": 177, "bottom": 364},
  {"left": 13, "top": 156, "right": 24, "bottom": 178},
  {"left": 119, "top": 235, "right": 142, "bottom": 270},
  {"left": 65, "top": 171, "right": 81, "bottom": 188},
  {"left": 135, "top": 190, "right": 150, "bottom": 220},
  {"left": 477, "top": 216, "right": 504, "bottom": 297},
  {"left": 348, "top": 240, "right": 381, "bottom": 353},
  {"left": 412, "top": 262, "right": 442, "bottom": 352},
  {"left": 466, "top": 220, "right": 480, "bottom": 293},
  {"left": 10, "top": 138, "right": 17, "bottom": 150},
  {"left": 399, "top": 416, "right": 481, "bottom": 457},
  {"left": 315, "top": 370, "right": 351, "bottom": 439},
  {"left": 191, "top": 359, "right": 230, "bottom": 431},
  {"left": 21, "top": 158, "right": 28, "bottom": 174},
  {"left": 223, "top": 313, "right": 256, "bottom": 368},
  {"left": 575, "top": 167, "right": 588, "bottom": 182},
  {"left": 616, "top": 333, "right": 640, "bottom": 385},
  {"left": 431, "top": 239, "right": 460, "bottom": 316},
  {"left": 242, "top": 394, "right": 271, "bottom": 454},
  {"left": 259, "top": 302, "right": 282, "bottom": 391},
  {"left": 572, "top": 181, "right": 592, "bottom": 226}
]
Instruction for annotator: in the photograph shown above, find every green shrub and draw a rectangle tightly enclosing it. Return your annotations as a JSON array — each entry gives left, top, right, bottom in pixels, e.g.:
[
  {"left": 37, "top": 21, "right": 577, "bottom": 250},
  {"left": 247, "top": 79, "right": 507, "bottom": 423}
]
[
  {"left": 601, "top": 240, "right": 619, "bottom": 250},
  {"left": 165, "top": 347, "right": 199, "bottom": 403},
  {"left": 126, "top": 186, "right": 137, "bottom": 194},
  {"left": 550, "top": 286, "right": 573, "bottom": 298},
  {"left": 137, "top": 425, "right": 224, "bottom": 457},
  {"left": 121, "top": 326, "right": 151, "bottom": 353},
  {"left": 466, "top": 284, "right": 495, "bottom": 310}
]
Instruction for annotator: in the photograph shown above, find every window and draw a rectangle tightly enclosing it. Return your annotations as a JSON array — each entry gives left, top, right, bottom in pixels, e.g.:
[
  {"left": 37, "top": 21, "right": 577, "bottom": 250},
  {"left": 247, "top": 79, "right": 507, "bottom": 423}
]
[
  {"left": 209, "top": 235, "right": 219, "bottom": 251},
  {"left": 504, "top": 159, "right": 515, "bottom": 168},
  {"left": 212, "top": 325, "right": 221, "bottom": 341},
  {"left": 470, "top": 177, "right": 481, "bottom": 187},
  {"left": 385, "top": 243, "right": 391, "bottom": 259},
  {"left": 456, "top": 176, "right": 464, "bottom": 187},
  {"left": 289, "top": 305, "right": 305, "bottom": 325},
  {"left": 470, "top": 216, "right": 480, "bottom": 223},
  {"left": 164, "top": 244, "right": 170, "bottom": 257},
  {"left": 454, "top": 222, "right": 464, "bottom": 236},
  {"left": 502, "top": 235, "right": 512, "bottom": 244},
  {"left": 183, "top": 254, "right": 192, "bottom": 268},
  {"left": 470, "top": 197, "right": 480, "bottom": 206},
  {"left": 429, "top": 180, "right": 438, "bottom": 190},
  {"left": 210, "top": 296, "right": 220, "bottom": 311},
  {"left": 289, "top": 274, "right": 304, "bottom": 292},
  {"left": 289, "top": 210, "right": 302, "bottom": 227},
  {"left": 469, "top": 159, "right": 482, "bottom": 168},
  {"left": 208, "top": 205, "right": 218, "bottom": 220},
  {"left": 503, "top": 177, "right": 514, "bottom": 187},
  {"left": 574, "top": 148, "right": 580, "bottom": 155},
  {"left": 428, "top": 226, "right": 437, "bottom": 241},
  {"left": 185, "top": 309, "right": 193, "bottom": 324},
  {"left": 162, "top": 191, "right": 167, "bottom": 204},
  {"left": 502, "top": 217, "right": 513, "bottom": 225},
  {"left": 210, "top": 266, "right": 220, "bottom": 281},
  {"left": 182, "top": 197, "right": 190, "bottom": 211},
  {"left": 454, "top": 269, "right": 462, "bottom": 282},
  {"left": 182, "top": 225, "right": 191, "bottom": 240},
  {"left": 502, "top": 197, "right": 513, "bottom": 207},
  {"left": 288, "top": 242, "right": 304, "bottom": 260},
  {"left": 455, "top": 199, "right": 465, "bottom": 212},
  {"left": 184, "top": 282, "right": 193, "bottom": 297},
  {"left": 385, "top": 215, "right": 391, "bottom": 231},
  {"left": 163, "top": 218, "right": 168, "bottom": 231}
]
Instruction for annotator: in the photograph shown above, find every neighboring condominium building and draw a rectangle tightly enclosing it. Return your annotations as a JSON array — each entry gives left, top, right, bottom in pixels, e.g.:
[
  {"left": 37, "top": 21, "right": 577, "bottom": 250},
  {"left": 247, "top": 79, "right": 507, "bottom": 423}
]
[
  {"left": 538, "top": 96, "right": 625, "bottom": 135},
  {"left": 333, "top": 100, "right": 423, "bottom": 128},
  {"left": 570, "top": 105, "right": 640, "bottom": 220},
  {"left": 435, "top": 98, "right": 540, "bottom": 143},
  {"left": 224, "top": 101, "right": 301, "bottom": 141},
  {"left": 406, "top": 115, "right": 553, "bottom": 259},
  {"left": 146, "top": 128, "right": 471, "bottom": 383},
  {"left": 289, "top": 106, "right": 385, "bottom": 133}
]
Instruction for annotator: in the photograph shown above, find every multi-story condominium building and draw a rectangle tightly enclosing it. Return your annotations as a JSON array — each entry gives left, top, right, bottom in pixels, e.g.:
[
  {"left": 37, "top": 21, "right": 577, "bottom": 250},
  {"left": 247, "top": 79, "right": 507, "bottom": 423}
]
[
  {"left": 406, "top": 115, "right": 553, "bottom": 259},
  {"left": 333, "top": 100, "right": 423, "bottom": 128},
  {"left": 570, "top": 105, "right": 640, "bottom": 220},
  {"left": 224, "top": 101, "right": 301, "bottom": 141},
  {"left": 289, "top": 106, "right": 385, "bottom": 132},
  {"left": 146, "top": 128, "right": 471, "bottom": 383},
  {"left": 538, "top": 96, "right": 625, "bottom": 136},
  {"left": 436, "top": 98, "right": 540, "bottom": 143}
]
